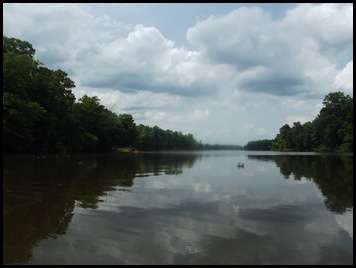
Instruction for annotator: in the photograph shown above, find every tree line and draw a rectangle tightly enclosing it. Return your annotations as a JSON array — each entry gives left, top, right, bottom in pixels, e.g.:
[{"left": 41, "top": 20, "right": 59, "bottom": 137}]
[
  {"left": 243, "top": 91, "right": 353, "bottom": 152},
  {"left": 247, "top": 154, "right": 352, "bottom": 213},
  {"left": 4, "top": 36, "right": 352, "bottom": 153},
  {"left": 3, "top": 36, "right": 201, "bottom": 153}
]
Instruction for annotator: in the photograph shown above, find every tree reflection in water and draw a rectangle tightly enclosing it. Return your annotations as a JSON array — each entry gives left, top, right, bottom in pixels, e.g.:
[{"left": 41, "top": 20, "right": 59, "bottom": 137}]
[
  {"left": 247, "top": 154, "right": 353, "bottom": 214},
  {"left": 3, "top": 152, "right": 201, "bottom": 264}
]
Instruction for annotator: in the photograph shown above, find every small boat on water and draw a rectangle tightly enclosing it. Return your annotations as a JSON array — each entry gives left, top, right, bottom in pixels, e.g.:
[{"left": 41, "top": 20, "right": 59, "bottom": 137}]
[
  {"left": 132, "top": 149, "right": 141, "bottom": 154},
  {"left": 237, "top": 162, "right": 244, "bottom": 168}
]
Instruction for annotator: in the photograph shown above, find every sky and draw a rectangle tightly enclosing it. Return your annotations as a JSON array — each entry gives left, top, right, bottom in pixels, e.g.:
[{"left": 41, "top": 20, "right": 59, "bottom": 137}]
[{"left": 3, "top": 3, "right": 353, "bottom": 146}]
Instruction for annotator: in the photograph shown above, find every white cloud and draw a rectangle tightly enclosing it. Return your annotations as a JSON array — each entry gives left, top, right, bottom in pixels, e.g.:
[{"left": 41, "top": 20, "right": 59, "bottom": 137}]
[
  {"left": 284, "top": 3, "right": 353, "bottom": 47},
  {"left": 286, "top": 116, "right": 312, "bottom": 126},
  {"left": 281, "top": 99, "right": 306, "bottom": 109},
  {"left": 242, "top": 123, "right": 254, "bottom": 131},
  {"left": 333, "top": 61, "right": 353, "bottom": 94},
  {"left": 3, "top": 3, "right": 353, "bottom": 145},
  {"left": 255, "top": 128, "right": 267, "bottom": 136},
  {"left": 187, "top": 3, "right": 352, "bottom": 97}
]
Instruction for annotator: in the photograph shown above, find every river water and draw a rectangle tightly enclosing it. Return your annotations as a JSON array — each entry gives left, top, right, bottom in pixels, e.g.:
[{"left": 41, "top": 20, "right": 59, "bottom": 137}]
[{"left": 3, "top": 151, "right": 353, "bottom": 264}]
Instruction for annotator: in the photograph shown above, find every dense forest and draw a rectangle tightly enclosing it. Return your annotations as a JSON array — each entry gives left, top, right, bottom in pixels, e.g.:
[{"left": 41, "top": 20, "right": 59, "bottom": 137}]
[
  {"left": 243, "top": 91, "right": 353, "bottom": 152},
  {"left": 3, "top": 36, "right": 353, "bottom": 153},
  {"left": 3, "top": 36, "right": 201, "bottom": 153}
]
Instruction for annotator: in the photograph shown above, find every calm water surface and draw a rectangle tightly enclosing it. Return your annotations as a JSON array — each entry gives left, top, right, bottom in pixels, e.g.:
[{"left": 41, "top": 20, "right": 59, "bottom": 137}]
[{"left": 3, "top": 151, "right": 353, "bottom": 265}]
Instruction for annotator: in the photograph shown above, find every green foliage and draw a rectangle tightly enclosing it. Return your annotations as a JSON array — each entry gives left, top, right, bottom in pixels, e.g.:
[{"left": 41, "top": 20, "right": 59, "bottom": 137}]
[
  {"left": 117, "top": 114, "right": 137, "bottom": 147},
  {"left": 243, "top": 139, "right": 273, "bottom": 151},
  {"left": 246, "top": 92, "right": 353, "bottom": 152},
  {"left": 71, "top": 95, "right": 137, "bottom": 151},
  {"left": 3, "top": 92, "right": 45, "bottom": 152},
  {"left": 312, "top": 92, "right": 353, "bottom": 152},
  {"left": 3, "top": 36, "right": 352, "bottom": 153},
  {"left": 3, "top": 36, "right": 79, "bottom": 152},
  {"left": 135, "top": 124, "right": 200, "bottom": 151},
  {"left": 3, "top": 36, "right": 35, "bottom": 58},
  {"left": 3, "top": 36, "right": 201, "bottom": 153},
  {"left": 202, "top": 144, "right": 242, "bottom": 150}
]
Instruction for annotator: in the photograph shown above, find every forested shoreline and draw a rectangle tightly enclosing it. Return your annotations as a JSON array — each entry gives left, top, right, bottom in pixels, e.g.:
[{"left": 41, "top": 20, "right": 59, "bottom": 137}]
[
  {"left": 3, "top": 36, "right": 201, "bottom": 153},
  {"left": 243, "top": 91, "right": 353, "bottom": 152},
  {"left": 3, "top": 36, "right": 353, "bottom": 153}
]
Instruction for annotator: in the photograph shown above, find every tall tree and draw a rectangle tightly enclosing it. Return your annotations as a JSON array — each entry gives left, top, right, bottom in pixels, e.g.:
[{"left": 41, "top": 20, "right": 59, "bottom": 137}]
[
  {"left": 3, "top": 36, "right": 35, "bottom": 58},
  {"left": 3, "top": 36, "right": 76, "bottom": 152},
  {"left": 3, "top": 36, "right": 202, "bottom": 153},
  {"left": 312, "top": 92, "right": 353, "bottom": 151}
]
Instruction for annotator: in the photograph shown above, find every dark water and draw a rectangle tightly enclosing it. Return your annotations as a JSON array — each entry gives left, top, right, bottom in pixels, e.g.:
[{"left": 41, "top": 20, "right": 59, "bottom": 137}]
[{"left": 3, "top": 151, "right": 353, "bottom": 265}]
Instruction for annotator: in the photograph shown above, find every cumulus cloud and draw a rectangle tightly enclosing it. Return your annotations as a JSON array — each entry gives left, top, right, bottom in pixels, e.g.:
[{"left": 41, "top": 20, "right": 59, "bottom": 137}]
[
  {"left": 333, "top": 61, "right": 353, "bottom": 94},
  {"left": 140, "top": 108, "right": 212, "bottom": 124},
  {"left": 187, "top": 3, "right": 353, "bottom": 97},
  {"left": 187, "top": 7, "right": 273, "bottom": 66},
  {"left": 284, "top": 3, "right": 353, "bottom": 51},
  {"left": 4, "top": 3, "right": 352, "bottom": 99},
  {"left": 74, "top": 23, "right": 234, "bottom": 97},
  {"left": 3, "top": 3, "right": 353, "bottom": 145}
]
